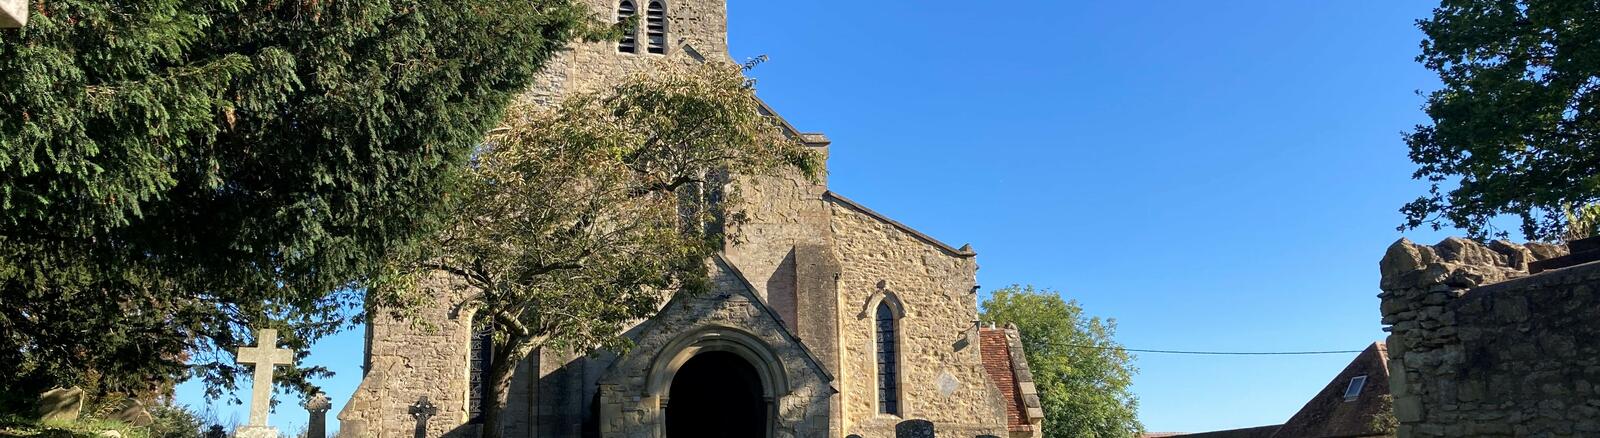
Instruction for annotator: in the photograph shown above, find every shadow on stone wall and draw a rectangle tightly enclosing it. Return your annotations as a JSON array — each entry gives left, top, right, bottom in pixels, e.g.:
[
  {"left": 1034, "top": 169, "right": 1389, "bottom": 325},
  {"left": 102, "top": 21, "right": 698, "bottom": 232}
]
[{"left": 1379, "top": 237, "right": 1600, "bottom": 437}]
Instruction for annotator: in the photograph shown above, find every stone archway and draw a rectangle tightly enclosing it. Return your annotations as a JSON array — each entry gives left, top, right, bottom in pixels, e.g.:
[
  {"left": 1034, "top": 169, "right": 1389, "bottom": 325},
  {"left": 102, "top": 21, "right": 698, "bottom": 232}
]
[
  {"left": 596, "top": 259, "right": 835, "bottom": 438},
  {"left": 664, "top": 351, "right": 766, "bottom": 437},
  {"left": 644, "top": 326, "right": 786, "bottom": 438}
]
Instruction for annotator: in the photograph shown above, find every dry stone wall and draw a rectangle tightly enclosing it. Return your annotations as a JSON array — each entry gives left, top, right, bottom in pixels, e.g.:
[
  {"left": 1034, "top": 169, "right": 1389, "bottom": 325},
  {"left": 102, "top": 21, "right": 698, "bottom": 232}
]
[{"left": 1379, "top": 238, "right": 1600, "bottom": 437}]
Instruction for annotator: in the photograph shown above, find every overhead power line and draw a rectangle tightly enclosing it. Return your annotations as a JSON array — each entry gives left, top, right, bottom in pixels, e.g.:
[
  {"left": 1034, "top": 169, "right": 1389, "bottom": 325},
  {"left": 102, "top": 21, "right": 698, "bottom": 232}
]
[{"left": 1050, "top": 343, "right": 1365, "bottom": 356}]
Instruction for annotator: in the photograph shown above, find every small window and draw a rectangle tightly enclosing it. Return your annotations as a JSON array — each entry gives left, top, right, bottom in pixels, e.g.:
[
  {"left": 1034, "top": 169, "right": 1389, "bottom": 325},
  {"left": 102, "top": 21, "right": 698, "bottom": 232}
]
[
  {"left": 646, "top": 1, "right": 667, "bottom": 54},
  {"left": 1343, "top": 375, "right": 1367, "bottom": 401},
  {"left": 617, "top": 1, "right": 638, "bottom": 53},
  {"left": 875, "top": 302, "right": 899, "bottom": 415}
]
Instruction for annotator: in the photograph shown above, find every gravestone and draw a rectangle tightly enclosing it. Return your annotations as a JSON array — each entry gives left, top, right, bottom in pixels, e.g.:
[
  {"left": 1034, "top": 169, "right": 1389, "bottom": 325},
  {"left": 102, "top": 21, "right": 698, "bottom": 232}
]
[
  {"left": 109, "top": 399, "right": 154, "bottom": 426},
  {"left": 408, "top": 396, "right": 439, "bottom": 438},
  {"left": 895, "top": 419, "right": 935, "bottom": 438},
  {"left": 37, "top": 387, "right": 84, "bottom": 421},
  {"left": 304, "top": 392, "right": 332, "bottom": 438},
  {"left": 233, "top": 328, "right": 295, "bottom": 438}
]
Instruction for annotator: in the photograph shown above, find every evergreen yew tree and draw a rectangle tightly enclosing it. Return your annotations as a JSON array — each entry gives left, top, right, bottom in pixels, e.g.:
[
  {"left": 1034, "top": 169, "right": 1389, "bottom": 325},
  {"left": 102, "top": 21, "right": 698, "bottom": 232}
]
[
  {"left": 1404, "top": 0, "right": 1600, "bottom": 241},
  {"left": 0, "top": 0, "right": 589, "bottom": 402}
]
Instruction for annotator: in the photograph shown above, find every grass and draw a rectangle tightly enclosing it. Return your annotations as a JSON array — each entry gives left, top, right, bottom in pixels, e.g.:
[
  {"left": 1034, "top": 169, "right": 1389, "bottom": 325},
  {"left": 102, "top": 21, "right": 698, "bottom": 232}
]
[{"left": 0, "top": 414, "right": 152, "bottom": 438}]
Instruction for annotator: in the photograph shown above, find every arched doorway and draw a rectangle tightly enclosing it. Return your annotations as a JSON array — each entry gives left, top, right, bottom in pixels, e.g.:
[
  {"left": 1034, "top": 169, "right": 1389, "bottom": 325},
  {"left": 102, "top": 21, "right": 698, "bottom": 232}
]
[{"left": 664, "top": 351, "right": 768, "bottom": 438}]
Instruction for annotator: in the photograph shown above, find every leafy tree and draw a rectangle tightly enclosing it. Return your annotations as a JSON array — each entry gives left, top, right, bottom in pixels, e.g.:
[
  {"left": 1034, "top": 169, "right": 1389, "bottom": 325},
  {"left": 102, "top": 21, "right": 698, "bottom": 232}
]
[
  {"left": 0, "top": 0, "right": 589, "bottom": 402},
  {"left": 981, "top": 285, "right": 1142, "bottom": 438},
  {"left": 399, "top": 61, "right": 819, "bottom": 438},
  {"left": 1403, "top": 0, "right": 1600, "bottom": 241},
  {"left": 1566, "top": 204, "right": 1600, "bottom": 241}
]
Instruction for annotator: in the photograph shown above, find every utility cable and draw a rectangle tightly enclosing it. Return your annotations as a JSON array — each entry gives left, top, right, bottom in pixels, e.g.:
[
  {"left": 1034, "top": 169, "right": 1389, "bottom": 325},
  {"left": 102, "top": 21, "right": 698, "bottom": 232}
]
[{"left": 1045, "top": 343, "right": 1365, "bottom": 356}]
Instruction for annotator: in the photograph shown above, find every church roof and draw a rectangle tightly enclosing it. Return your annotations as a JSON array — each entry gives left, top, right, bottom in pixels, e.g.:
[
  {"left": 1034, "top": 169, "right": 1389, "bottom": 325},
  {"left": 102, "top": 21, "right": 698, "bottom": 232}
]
[
  {"left": 979, "top": 326, "right": 1043, "bottom": 434},
  {"left": 825, "top": 191, "right": 977, "bottom": 258}
]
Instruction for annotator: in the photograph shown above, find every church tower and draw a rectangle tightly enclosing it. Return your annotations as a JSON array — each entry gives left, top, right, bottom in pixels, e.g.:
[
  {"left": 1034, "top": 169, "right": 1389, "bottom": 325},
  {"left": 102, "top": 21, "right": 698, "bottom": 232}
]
[
  {"left": 532, "top": 0, "right": 844, "bottom": 378},
  {"left": 341, "top": 2, "right": 1038, "bottom": 437},
  {"left": 523, "top": 0, "right": 731, "bottom": 106}
]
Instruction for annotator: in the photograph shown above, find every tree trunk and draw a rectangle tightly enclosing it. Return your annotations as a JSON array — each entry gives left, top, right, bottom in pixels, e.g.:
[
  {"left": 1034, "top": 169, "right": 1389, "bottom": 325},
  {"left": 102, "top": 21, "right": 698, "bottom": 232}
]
[{"left": 480, "top": 340, "right": 535, "bottom": 438}]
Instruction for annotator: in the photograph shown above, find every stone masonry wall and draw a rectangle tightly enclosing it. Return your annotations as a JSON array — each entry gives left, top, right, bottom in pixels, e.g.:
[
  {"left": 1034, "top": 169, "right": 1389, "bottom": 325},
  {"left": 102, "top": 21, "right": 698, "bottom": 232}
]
[
  {"left": 828, "top": 198, "right": 1010, "bottom": 438},
  {"left": 595, "top": 258, "right": 833, "bottom": 438},
  {"left": 519, "top": 0, "right": 730, "bottom": 108},
  {"left": 339, "top": 274, "right": 535, "bottom": 438},
  {"left": 1379, "top": 238, "right": 1600, "bottom": 437}
]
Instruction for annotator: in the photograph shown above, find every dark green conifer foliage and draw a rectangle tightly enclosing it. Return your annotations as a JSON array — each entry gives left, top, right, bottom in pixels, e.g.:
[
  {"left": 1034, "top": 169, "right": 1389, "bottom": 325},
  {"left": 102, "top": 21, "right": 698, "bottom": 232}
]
[{"left": 0, "top": 0, "right": 586, "bottom": 400}]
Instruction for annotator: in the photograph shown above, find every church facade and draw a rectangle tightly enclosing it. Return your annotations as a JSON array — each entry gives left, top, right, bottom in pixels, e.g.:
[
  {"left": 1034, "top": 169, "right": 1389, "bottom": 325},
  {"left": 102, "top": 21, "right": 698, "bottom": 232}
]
[{"left": 337, "top": 1, "right": 1042, "bottom": 437}]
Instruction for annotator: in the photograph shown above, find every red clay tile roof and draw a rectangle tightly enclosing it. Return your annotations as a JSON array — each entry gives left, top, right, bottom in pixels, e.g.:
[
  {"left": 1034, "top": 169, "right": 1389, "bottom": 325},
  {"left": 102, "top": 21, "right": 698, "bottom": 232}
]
[{"left": 979, "top": 328, "right": 1031, "bottom": 431}]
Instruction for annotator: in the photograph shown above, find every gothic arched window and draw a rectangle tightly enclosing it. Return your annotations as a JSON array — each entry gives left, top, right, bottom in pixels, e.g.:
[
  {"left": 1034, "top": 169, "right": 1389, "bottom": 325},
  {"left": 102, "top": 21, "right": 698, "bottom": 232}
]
[
  {"left": 875, "top": 301, "right": 900, "bottom": 415},
  {"left": 645, "top": 1, "right": 667, "bottom": 54},
  {"left": 468, "top": 314, "right": 495, "bottom": 424},
  {"left": 617, "top": 0, "right": 638, "bottom": 53}
]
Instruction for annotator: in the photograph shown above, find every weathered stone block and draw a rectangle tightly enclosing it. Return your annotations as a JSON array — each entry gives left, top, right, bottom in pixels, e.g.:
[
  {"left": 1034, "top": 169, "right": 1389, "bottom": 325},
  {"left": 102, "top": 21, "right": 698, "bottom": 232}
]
[
  {"left": 36, "top": 387, "right": 83, "bottom": 422},
  {"left": 0, "top": 0, "right": 26, "bottom": 28}
]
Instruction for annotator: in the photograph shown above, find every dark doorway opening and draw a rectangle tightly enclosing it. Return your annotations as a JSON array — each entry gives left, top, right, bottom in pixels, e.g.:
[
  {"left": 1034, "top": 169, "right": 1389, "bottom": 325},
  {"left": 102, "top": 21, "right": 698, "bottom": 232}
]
[{"left": 665, "top": 351, "right": 767, "bottom": 438}]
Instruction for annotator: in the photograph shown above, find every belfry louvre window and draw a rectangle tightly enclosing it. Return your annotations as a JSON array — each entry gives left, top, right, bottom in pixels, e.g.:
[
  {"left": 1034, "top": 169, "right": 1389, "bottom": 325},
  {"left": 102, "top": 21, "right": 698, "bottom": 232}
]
[
  {"left": 875, "top": 302, "right": 900, "bottom": 415},
  {"left": 468, "top": 320, "right": 495, "bottom": 423},
  {"left": 646, "top": 1, "right": 667, "bottom": 54},
  {"left": 617, "top": 0, "right": 637, "bottom": 53}
]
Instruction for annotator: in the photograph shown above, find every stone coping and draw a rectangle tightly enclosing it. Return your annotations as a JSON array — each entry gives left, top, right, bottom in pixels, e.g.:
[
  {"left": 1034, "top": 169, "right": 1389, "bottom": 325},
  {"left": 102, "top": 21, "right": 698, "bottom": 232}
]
[{"left": 824, "top": 191, "right": 977, "bottom": 258}]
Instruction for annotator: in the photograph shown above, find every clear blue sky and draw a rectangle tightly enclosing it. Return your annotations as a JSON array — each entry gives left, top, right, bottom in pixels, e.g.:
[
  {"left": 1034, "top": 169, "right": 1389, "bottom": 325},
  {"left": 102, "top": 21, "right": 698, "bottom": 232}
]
[{"left": 176, "top": 0, "right": 1465, "bottom": 434}]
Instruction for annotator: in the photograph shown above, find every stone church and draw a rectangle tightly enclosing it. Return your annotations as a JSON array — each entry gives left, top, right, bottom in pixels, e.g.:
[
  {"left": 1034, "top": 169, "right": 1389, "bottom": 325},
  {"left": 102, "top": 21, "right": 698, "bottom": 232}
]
[{"left": 337, "top": 1, "right": 1043, "bottom": 437}]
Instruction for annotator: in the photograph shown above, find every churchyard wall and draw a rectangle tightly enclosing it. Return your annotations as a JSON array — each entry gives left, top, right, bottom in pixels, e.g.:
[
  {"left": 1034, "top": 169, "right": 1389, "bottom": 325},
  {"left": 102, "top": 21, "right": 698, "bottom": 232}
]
[{"left": 1378, "top": 238, "right": 1600, "bottom": 437}]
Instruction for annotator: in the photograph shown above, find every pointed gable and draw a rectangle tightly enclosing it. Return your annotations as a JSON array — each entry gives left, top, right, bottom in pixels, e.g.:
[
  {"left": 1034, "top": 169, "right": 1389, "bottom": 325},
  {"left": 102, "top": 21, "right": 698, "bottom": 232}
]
[
  {"left": 979, "top": 326, "right": 1044, "bottom": 437},
  {"left": 1271, "top": 343, "right": 1392, "bottom": 438}
]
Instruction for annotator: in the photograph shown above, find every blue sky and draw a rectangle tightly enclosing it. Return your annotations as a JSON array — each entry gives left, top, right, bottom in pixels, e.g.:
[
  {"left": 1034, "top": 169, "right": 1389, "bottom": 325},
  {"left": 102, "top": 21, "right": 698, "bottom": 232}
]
[{"left": 176, "top": 0, "right": 1464, "bottom": 434}]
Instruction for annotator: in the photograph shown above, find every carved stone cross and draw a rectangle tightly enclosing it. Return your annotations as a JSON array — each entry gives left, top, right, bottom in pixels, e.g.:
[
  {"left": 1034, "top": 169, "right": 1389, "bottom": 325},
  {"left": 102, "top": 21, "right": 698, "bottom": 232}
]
[
  {"left": 408, "top": 396, "right": 439, "bottom": 438},
  {"left": 236, "top": 328, "right": 294, "bottom": 428},
  {"left": 303, "top": 392, "right": 333, "bottom": 438}
]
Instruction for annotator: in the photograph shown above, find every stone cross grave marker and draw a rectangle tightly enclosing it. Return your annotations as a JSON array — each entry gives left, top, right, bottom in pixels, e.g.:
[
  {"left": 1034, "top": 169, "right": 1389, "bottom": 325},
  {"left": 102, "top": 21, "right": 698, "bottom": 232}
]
[
  {"left": 303, "top": 392, "right": 333, "bottom": 438},
  {"left": 234, "top": 328, "right": 294, "bottom": 438},
  {"left": 408, "top": 396, "right": 439, "bottom": 438}
]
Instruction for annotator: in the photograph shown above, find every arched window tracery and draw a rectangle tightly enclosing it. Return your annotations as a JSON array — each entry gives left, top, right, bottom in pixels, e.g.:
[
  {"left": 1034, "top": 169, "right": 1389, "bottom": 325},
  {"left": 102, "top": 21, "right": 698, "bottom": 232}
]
[{"left": 875, "top": 301, "right": 900, "bottom": 415}]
